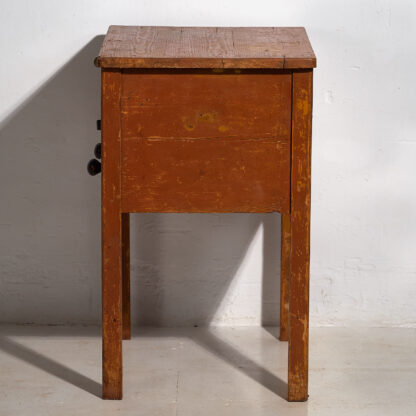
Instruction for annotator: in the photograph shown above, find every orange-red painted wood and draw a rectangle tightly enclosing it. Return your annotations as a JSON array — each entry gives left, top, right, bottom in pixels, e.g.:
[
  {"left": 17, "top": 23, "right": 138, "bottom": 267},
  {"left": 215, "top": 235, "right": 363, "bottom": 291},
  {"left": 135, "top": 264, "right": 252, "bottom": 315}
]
[
  {"left": 121, "top": 137, "right": 290, "bottom": 213},
  {"left": 120, "top": 70, "right": 291, "bottom": 213},
  {"left": 101, "top": 69, "right": 123, "bottom": 400},
  {"left": 288, "top": 70, "right": 313, "bottom": 402},
  {"left": 121, "top": 70, "right": 292, "bottom": 140}
]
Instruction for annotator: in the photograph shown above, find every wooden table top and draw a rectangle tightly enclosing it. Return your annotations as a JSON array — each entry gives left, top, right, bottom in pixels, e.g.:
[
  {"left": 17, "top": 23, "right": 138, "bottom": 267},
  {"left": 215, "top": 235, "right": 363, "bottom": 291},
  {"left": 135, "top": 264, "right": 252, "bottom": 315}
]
[{"left": 95, "top": 26, "right": 316, "bottom": 69}]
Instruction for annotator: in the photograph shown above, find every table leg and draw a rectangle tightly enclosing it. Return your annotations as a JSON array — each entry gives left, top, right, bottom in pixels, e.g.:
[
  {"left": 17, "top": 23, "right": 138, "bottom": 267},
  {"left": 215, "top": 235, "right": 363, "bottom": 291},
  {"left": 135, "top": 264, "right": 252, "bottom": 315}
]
[
  {"left": 279, "top": 213, "right": 291, "bottom": 341},
  {"left": 122, "top": 213, "right": 131, "bottom": 340},
  {"left": 102, "top": 69, "right": 122, "bottom": 400},
  {"left": 288, "top": 69, "right": 312, "bottom": 402}
]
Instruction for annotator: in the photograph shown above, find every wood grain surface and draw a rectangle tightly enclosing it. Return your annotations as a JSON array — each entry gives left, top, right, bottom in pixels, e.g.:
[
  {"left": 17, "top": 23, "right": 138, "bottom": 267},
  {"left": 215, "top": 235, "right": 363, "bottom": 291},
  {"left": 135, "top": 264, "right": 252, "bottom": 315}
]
[
  {"left": 288, "top": 69, "right": 313, "bottom": 402},
  {"left": 96, "top": 26, "right": 316, "bottom": 69},
  {"left": 101, "top": 69, "right": 123, "bottom": 400}
]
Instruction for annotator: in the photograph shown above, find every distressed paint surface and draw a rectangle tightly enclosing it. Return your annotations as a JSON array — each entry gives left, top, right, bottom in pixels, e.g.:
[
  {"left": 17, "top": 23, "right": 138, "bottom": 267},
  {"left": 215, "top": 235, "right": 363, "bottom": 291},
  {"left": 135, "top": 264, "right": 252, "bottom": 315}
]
[
  {"left": 122, "top": 137, "right": 290, "bottom": 213},
  {"left": 288, "top": 70, "right": 313, "bottom": 402},
  {"left": 121, "top": 70, "right": 292, "bottom": 139},
  {"left": 120, "top": 71, "right": 291, "bottom": 213}
]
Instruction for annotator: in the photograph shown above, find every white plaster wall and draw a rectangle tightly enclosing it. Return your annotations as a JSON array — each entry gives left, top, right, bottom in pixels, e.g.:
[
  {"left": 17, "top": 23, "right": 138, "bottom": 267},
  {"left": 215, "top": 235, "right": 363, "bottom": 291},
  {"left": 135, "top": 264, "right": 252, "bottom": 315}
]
[{"left": 0, "top": 1, "right": 415, "bottom": 327}]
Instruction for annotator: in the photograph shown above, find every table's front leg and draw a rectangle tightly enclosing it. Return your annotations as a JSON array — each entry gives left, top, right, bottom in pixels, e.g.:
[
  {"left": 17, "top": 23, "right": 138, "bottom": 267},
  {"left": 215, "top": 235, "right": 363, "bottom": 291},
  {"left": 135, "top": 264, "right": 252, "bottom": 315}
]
[
  {"left": 288, "top": 69, "right": 312, "bottom": 402},
  {"left": 101, "top": 69, "right": 123, "bottom": 400}
]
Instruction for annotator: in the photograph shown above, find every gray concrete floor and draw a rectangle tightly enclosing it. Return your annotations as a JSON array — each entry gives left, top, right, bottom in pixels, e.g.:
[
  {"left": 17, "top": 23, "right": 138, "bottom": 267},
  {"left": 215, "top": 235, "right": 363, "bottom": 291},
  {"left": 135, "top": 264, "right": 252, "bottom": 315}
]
[{"left": 0, "top": 325, "right": 415, "bottom": 415}]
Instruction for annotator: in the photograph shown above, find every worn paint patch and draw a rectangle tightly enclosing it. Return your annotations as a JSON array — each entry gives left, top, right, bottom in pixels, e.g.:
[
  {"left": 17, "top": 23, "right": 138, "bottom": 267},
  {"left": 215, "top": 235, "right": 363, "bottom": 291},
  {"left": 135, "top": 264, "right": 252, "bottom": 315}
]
[
  {"left": 182, "top": 112, "right": 218, "bottom": 131},
  {"left": 296, "top": 90, "right": 309, "bottom": 116},
  {"left": 198, "top": 112, "right": 217, "bottom": 123},
  {"left": 181, "top": 116, "right": 195, "bottom": 131}
]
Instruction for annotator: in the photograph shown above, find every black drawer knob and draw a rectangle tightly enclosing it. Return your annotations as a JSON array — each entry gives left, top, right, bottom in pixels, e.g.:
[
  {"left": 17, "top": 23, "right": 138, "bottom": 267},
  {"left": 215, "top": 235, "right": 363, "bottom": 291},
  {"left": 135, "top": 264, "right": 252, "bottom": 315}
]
[
  {"left": 94, "top": 143, "right": 102, "bottom": 159},
  {"left": 96, "top": 119, "right": 101, "bottom": 131},
  {"left": 87, "top": 159, "right": 101, "bottom": 176}
]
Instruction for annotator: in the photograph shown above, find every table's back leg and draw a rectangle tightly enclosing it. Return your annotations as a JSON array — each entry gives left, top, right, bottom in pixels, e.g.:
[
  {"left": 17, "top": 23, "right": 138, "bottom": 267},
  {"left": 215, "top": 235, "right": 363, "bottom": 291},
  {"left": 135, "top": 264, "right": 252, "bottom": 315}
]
[
  {"left": 101, "top": 69, "right": 123, "bottom": 400},
  {"left": 288, "top": 69, "right": 312, "bottom": 402},
  {"left": 122, "top": 213, "right": 131, "bottom": 340},
  {"left": 279, "top": 213, "right": 291, "bottom": 341}
]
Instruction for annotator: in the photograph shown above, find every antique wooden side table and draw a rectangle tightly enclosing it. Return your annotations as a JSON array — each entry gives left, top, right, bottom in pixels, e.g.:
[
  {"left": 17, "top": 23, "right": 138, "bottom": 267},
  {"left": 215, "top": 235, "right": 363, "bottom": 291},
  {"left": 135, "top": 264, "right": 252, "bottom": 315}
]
[{"left": 93, "top": 26, "right": 316, "bottom": 402}]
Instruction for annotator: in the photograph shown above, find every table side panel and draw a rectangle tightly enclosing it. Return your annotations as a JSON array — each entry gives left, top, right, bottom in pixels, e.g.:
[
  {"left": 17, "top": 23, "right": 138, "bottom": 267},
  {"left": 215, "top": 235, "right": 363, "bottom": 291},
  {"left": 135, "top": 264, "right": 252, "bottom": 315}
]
[{"left": 120, "top": 71, "right": 292, "bottom": 213}]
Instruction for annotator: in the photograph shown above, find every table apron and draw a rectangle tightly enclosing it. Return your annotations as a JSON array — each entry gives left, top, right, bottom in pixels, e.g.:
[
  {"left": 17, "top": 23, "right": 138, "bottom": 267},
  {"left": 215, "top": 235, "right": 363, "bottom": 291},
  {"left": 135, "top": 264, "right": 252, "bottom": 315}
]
[{"left": 118, "top": 70, "right": 292, "bottom": 213}]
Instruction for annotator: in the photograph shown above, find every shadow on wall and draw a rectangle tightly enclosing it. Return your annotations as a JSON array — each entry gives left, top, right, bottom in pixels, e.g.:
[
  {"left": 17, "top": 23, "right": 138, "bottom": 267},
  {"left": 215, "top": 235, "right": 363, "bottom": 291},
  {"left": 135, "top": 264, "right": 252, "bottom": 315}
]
[
  {"left": 0, "top": 36, "right": 282, "bottom": 327},
  {"left": 131, "top": 213, "right": 281, "bottom": 327},
  {"left": 0, "top": 36, "right": 104, "bottom": 324}
]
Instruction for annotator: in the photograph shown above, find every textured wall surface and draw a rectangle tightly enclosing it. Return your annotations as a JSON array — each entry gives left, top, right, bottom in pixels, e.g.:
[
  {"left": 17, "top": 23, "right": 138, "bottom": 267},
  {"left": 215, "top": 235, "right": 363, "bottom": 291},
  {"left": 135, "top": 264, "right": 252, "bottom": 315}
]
[{"left": 0, "top": 1, "right": 415, "bottom": 327}]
